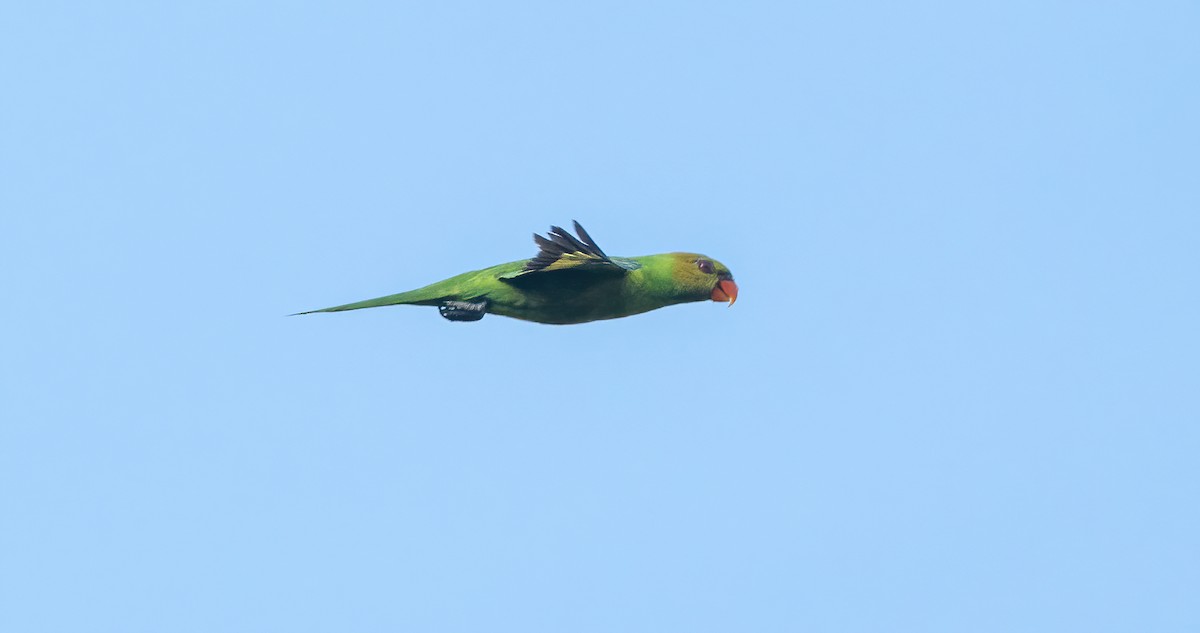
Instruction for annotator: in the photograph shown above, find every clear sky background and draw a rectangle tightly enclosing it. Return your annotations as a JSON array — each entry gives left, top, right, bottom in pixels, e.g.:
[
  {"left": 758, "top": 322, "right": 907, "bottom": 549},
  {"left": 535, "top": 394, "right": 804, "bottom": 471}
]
[{"left": 2, "top": 1, "right": 1197, "bottom": 631}]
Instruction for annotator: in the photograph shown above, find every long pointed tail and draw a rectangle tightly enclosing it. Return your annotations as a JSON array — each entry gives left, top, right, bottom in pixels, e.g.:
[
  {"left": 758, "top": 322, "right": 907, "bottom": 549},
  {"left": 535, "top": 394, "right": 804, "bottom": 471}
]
[
  {"left": 293, "top": 285, "right": 455, "bottom": 316},
  {"left": 294, "top": 267, "right": 495, "bottom": 316}
]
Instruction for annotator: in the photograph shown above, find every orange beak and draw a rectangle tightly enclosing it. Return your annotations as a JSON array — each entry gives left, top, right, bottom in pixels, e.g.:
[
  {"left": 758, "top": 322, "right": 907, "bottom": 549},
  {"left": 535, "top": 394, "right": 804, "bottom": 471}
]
[{"left": 711, "top": 279, "right": 739, "bottom": 306}]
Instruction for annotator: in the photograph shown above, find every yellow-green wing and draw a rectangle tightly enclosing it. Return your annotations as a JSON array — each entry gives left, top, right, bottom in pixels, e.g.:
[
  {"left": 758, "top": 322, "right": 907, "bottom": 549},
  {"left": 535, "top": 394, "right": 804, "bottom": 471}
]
[{"left": 499, "top": 221, "right": 640, "bottom": 283}]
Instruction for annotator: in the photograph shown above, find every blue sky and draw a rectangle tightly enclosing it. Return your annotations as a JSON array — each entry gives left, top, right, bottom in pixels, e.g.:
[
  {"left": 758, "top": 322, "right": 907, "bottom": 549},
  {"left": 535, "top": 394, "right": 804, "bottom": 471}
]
[{"left": 2, "top": 1, "right": 1198, "bottom": 631}]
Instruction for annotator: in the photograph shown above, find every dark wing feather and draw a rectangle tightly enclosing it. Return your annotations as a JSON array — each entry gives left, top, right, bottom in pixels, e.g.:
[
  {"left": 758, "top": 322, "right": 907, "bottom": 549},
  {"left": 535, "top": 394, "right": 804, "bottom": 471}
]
[
  {"left": 571, "top": 221, "right": 610, "bottom": 259},
  {"left": 500, "top": 221, "right": 639, "bottom": 282}
]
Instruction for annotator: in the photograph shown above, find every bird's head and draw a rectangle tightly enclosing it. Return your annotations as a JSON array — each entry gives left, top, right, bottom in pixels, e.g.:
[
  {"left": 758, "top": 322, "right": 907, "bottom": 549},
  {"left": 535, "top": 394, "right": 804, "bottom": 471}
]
[{"left": 668, "top": 252, "right": 738, "bottom": 306}]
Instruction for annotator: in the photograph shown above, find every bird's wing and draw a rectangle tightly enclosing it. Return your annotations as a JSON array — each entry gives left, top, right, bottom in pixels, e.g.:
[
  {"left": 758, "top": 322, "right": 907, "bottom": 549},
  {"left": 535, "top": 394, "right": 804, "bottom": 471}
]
[{"left": 498, "top": 221, "right": 640, "bottom": 283}]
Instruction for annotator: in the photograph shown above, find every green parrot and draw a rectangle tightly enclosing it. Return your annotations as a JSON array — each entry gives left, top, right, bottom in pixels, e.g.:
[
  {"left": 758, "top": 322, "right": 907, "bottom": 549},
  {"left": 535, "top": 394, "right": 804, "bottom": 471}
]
[{"left": 297, "top": 221, "right": 738, "bottom": 324}]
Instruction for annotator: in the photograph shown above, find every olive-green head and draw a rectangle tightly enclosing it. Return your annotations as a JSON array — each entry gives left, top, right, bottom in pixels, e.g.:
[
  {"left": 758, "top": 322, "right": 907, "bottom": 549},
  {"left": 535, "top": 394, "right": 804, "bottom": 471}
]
[{"left": 662, "top": 252, "right": 739, "bottom": 306}]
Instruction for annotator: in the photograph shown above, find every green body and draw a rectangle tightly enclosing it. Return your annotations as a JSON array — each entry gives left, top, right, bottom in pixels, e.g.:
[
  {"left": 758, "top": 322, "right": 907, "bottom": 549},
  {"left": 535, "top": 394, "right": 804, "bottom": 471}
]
[
  {"left": 300, "top": 222, "right": 737, "bottom": 324},
  {"left": 305, "top": 253, "right": 713, "bottom": 324}
]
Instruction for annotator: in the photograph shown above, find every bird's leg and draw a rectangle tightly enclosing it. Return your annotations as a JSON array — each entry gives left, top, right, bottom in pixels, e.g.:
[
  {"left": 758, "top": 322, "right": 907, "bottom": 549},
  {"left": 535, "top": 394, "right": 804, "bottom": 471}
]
[{"left": 438, "top": 299, "right": 488, "bottom": 322}]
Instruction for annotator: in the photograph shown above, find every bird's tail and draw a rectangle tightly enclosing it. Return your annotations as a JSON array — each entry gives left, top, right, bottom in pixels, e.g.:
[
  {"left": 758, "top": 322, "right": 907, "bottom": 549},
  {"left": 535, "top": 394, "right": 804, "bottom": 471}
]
[{"left": 292, "top": 277, "right": 469, "bottom": 316}]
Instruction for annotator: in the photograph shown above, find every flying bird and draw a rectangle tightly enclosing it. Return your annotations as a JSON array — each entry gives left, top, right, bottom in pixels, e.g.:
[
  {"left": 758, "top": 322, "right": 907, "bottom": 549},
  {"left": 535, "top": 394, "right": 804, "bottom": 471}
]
[{"left": 297, "top": 221, "right": 738, "bottom": 324}]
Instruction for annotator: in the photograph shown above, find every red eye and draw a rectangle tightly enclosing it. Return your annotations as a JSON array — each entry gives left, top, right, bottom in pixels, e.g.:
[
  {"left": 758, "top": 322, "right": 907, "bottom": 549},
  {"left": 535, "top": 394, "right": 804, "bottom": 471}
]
[{"left": 697, "top": 259, "right": 714, "bottom": 274}]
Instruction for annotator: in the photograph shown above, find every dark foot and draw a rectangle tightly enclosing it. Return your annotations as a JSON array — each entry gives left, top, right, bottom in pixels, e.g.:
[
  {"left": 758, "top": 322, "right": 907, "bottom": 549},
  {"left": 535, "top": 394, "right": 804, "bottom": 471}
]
[{"left": 439, "top": 299, "right": 488, "bottom": 321}]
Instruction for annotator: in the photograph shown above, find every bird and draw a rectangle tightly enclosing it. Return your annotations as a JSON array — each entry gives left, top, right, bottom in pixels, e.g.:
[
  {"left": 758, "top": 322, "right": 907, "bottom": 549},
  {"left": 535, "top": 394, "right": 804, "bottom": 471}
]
[{"left": 297, "top": 221, "right": 738, "bottom": 325}]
